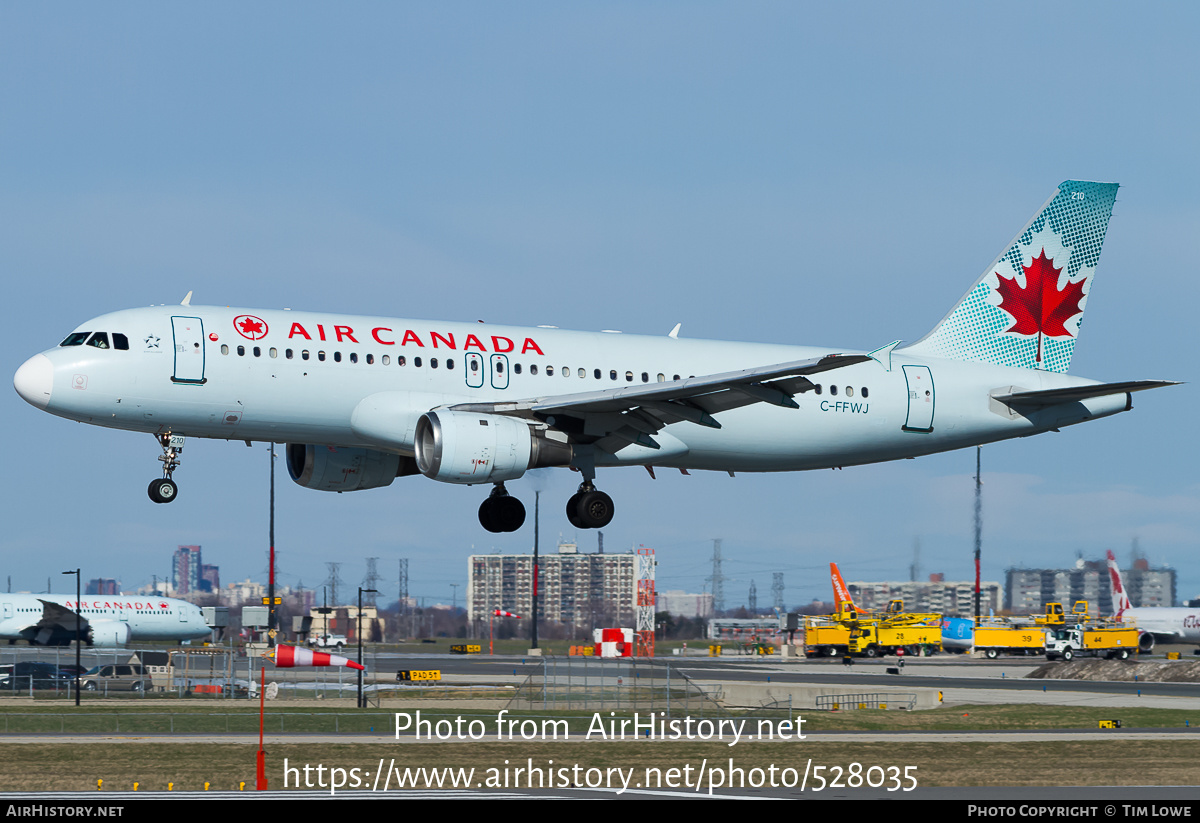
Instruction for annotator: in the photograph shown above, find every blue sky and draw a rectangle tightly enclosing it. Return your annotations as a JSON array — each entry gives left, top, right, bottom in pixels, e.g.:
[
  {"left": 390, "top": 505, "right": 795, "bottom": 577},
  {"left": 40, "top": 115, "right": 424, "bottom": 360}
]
[{"left": 2, "top": 3, "right": 1197, "bottom": 611}]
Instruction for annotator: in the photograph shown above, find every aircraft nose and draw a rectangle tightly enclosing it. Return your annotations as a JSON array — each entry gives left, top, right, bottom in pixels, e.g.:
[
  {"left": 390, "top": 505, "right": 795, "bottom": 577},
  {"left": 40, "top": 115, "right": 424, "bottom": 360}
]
[{"left": 14, "top": 354, "right": 53, "bottom": 409}]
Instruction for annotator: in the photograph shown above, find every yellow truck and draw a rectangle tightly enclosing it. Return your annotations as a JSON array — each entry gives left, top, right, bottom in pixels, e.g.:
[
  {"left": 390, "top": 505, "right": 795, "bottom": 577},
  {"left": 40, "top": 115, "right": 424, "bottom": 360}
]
[
  {"left": 846, "top": 620, "right": 942, "bottom": 657},
  {"left": 802, "top": 615, "right": 852, "bottom": 657},
  {"left": 973, "top": 624, "right": 1045, "bottom": 659},
  {"left": 1044, "top": 625, "right": 1138, "bottom": 661}
]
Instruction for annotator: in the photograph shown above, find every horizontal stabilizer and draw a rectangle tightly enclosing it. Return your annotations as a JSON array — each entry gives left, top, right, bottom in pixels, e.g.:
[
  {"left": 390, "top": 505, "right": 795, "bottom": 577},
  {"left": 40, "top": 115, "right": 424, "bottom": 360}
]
[{"left": 992, "top": 380, "right": 1179, "bottom": 408}]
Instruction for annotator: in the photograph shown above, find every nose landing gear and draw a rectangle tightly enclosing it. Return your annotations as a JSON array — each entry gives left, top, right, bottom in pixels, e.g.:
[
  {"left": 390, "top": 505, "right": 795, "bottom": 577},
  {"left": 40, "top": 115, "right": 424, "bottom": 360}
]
[
  {"left": 478, "top": 483, "right": 526, "bottom": 533},
  {"left": 148, "top": 433, "right": 184, "bottom": 504}
]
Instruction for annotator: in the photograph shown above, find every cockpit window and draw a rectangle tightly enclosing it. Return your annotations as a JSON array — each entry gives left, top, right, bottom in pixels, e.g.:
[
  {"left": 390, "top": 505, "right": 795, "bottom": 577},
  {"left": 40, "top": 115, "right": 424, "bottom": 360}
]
[
  {"left": 60, "top": 332, "right": 89, "bottom": 347},
  {"left": 112, "top": 333, "right": 129, "bottom": 350},
  {"left": 85, "top": 333, "right": 110, "bottom": 349}
]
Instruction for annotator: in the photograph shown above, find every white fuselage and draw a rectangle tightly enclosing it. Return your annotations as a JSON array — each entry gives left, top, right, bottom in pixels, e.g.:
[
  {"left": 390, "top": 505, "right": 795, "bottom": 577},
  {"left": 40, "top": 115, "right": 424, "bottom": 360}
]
[
  {"left": 1126, "top": 608, "right": 1200, "bottom": 646},
  {"left": 15, "top": 304, "right": 1124, "bottom": 473},
  {"left": 0, "top": 593, "right": 210, "bottom": 646}
]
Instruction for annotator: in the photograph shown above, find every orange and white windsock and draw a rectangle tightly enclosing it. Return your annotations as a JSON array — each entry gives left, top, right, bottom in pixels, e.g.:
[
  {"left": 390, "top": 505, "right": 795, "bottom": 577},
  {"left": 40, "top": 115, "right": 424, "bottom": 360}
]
[
  {"left": 273, "top": 644, "right": 364, "bottom": 670},
  {"left": 494, "top": 609, "right": 521, "bottom": 619}
]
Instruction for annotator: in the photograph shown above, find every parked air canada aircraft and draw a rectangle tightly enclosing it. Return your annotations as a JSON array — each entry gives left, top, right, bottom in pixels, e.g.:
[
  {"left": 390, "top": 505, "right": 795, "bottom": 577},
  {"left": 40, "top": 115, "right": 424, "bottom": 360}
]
[
  {"left": 13, "top": 181, "right": 1176, "bottom": 532},
  {"left": 0, "top": 593, "right": 210, "bottom": 647},
  {"left": 1107, "top": 551, "right": 1199, "bottom": 653}
]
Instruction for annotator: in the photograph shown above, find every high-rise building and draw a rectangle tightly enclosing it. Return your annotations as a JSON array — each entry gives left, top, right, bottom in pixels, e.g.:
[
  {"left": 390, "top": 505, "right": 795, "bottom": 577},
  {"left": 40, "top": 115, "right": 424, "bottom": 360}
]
[
  {"left": 172, "top": 545, "right": 219, "bottom": 595},
  {"left": 468, "top": 541, "right": 637, "bottom": 628},
  {"left": 86, "top": 578, "right": 119, "bottom": 595},
  {"left": 1005, "top": 558, "right": 1176, "bottom": 614},
  {"left": 846, "top": 577, "right": 1001, "bottom": 616}
]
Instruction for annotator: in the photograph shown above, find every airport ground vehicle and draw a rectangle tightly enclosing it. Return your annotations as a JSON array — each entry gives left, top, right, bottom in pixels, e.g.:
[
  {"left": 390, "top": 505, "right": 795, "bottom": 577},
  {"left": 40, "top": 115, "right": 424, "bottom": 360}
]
[
  {"left": 802, "top": 616, "right": 852, "bottom": 657},
  {"left": 804, "top": 597, "right": 941, "bottom": 658},
  {"left": 1045, "top": 626, "right": 1138, "bottom": 661},
  {"left": 846, "top": 616, "right": 942, "bottom": 657},
  {"left": 973, "top": 624, "right": 1046, "bottom": 658},
  {"left": 308, "top": 634, "right": 348, "bottom": 649}
]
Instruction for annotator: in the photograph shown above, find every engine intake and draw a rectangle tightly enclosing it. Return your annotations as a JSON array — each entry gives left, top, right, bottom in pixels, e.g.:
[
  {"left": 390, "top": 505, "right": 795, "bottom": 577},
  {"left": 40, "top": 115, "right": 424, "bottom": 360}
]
[
  {"left": 89, "top": 621, "right": 132, "bottom": 647},
  {"left": 286, "top": 444, "right": 414, "bottom": 492},
  {"left": 415, "top": 411, "right": 572, "bottom": 485}
]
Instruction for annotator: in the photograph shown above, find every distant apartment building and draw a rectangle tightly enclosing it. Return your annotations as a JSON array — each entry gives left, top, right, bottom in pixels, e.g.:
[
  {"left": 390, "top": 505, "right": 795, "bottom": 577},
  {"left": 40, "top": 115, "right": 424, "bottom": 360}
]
[
  {"left": 1005, "top": 557, "right": 1176, "bottom": 615},
  {"left": 846, "top": 576, "right": 1001, "bottom": 616},
  {"left": 86, "top": 578, "right": 119, "bottom": 595},
  {"left": 172, "top": 545, "right": 219, "bottom": 596},
  {"left": 468, "top": 541, "right": 636, "bottom": 627}
]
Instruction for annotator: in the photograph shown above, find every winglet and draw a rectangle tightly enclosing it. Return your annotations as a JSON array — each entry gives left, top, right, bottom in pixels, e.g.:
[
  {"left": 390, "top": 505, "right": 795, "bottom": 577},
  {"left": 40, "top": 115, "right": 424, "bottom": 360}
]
[
  {"left": 867, "top": 340, "right": 901, "bottom": 372},
  {"left": 668, "top": 323, "right": 681, "bottom": 339},
  {"left": 180, "top": 291, "right": 193, "bottom": 307}
]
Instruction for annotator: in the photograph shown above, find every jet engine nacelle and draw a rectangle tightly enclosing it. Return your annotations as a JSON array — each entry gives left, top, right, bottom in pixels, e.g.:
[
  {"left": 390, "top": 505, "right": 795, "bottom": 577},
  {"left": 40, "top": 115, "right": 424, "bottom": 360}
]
[
  {"left": 414, "top": 411, "right": 572, "bottom": 485},
  {"left": 89, "top": 621, "right": 131, "bottom": 647},
  {"left": 286, "top": 444, "right": 414, "bottom": 492},
  {"left": 1138, "top": 632, "right": 1155, "bottom": 653}
]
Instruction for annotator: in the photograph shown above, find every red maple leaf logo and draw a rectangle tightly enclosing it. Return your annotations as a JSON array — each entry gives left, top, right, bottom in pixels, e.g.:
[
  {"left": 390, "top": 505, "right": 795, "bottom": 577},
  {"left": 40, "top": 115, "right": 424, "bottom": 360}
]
[
  {"left": 233, "top": 315, "right": 268, "bottom": 340},
  {"left": 994, "top": 249, "right": 1086, "bottom": 362}
]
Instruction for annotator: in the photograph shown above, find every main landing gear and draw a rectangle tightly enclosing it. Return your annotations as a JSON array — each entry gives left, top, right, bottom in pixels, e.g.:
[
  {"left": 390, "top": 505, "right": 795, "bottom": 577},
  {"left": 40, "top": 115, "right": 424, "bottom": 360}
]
[
  {"left": 478, "top": 484, "right": 526, "bottom": 533},
  {"left": 566, "top": 481, "right": 614, "bottom": 530},
  {"left": 148, "top": 433, "right": 183, "bottom": 504}
]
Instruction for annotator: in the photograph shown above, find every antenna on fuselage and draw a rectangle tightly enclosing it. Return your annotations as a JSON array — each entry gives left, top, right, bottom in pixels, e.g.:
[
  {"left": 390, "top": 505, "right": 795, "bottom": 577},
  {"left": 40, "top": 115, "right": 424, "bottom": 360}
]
[
  {"left": 180, "top": 291, "right": 193, "bottom": 307},
  {"left": 668, "top": 323, "right": 681, "bottom": 339}
]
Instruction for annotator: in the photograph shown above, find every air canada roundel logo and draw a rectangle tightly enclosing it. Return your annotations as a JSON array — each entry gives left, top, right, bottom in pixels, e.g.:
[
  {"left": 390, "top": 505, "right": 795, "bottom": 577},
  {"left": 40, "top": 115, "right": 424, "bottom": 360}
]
[{"left": 233, "top": 315, "right": 269, "bottom": 340}]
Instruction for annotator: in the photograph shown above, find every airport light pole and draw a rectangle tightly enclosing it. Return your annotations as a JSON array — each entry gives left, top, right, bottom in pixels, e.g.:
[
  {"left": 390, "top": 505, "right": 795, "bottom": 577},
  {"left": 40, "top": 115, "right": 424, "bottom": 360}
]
[
  {"left": 357, "top": 587, "right": 377, "bottom": 708},
  {"left": 61, "top": 569, "right": 80, "bottom": 706}
]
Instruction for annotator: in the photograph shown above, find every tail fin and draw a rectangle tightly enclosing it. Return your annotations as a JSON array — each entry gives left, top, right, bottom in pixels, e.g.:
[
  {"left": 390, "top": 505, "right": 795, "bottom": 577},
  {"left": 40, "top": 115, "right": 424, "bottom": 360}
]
[
  {"left": 904, "top": 181, "right": 1118, "bottom": 373},
  {"left": 830, "top": 563, "right": 867, "bottom": 615},
  {"left": 1106, "top": 550, "right": 1132, "bottom": 617}
]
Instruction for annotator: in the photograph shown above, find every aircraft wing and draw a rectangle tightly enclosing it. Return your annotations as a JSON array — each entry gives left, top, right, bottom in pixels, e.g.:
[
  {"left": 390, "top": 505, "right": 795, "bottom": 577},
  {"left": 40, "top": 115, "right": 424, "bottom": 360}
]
[
  {"left": 38, "top": 600, "right": 89, "bottom": 632},
  {"left": 447, "top": 353, "right": 871, "bottom": 453},
  {"left": 992, "top": 380, "right": 1179, "bottom": 408},
  {"left": 11, "top": 600, "right": 92, "bottom": 646}
]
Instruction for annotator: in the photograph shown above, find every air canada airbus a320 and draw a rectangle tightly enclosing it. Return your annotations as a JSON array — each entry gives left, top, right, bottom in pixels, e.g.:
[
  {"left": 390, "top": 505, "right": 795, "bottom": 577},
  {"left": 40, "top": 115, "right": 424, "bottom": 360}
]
[{"left": 14, "top": 182, "right": 1176, "bottom": 533}]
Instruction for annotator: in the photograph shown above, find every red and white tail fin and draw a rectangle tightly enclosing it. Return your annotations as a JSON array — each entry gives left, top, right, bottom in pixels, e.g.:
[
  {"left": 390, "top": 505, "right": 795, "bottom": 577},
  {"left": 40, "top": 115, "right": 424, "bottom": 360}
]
[
  {"left": 830, "top": 563, "right": 867, "bottom": 615},
  {"left": 1106, "top": 550, "right": 1132, "bottom": 617}
]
